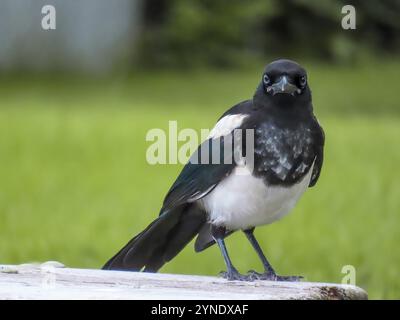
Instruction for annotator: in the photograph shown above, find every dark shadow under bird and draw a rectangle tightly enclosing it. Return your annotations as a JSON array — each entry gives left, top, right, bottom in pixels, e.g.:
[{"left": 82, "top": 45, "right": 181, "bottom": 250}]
[{"left": 103, "top": 59, "right": 325, "bottom": 281}]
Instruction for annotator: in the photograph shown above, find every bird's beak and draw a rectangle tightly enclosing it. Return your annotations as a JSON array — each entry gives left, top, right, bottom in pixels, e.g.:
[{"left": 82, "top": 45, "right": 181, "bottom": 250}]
[{"left": 268, "top": 75, "right": 299, "bottom": 96}]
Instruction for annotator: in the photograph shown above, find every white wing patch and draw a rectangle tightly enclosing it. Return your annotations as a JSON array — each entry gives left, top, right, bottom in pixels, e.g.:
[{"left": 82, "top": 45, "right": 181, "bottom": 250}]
[{"left": 208, "top": 114, "right": 248, "bottom": 139}]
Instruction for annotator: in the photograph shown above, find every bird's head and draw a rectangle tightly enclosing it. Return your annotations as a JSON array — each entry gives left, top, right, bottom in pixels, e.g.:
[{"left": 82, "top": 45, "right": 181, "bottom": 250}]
[{"left": 254, "top": 59, "right": 311, "bottom": 109}]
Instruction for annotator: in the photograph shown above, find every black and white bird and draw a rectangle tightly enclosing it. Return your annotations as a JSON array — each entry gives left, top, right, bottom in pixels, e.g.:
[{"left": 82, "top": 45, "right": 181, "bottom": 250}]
[{"left": 103, "top": 59, "right": 325, "bottom": 281}]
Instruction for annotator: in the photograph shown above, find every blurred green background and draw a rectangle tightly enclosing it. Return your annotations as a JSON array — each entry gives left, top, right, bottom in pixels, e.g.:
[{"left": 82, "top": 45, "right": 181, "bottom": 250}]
[{"left": 0, "top": 0, "right": 400, "bottom": 299}]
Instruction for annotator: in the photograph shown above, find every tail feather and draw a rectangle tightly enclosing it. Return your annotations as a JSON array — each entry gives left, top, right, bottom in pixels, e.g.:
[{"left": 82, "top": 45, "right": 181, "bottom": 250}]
[
  {"left": 194, "top": 223, "right": 233, "bottom": 252},
  {"left": 103, "top": 204, "right": 206, "bottom": 272}
]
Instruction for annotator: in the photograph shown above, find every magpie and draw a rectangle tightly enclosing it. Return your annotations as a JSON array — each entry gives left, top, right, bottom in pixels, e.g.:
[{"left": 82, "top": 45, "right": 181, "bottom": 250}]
[{"left": 103, "top": 59, "right": 325, "bottom": 281}]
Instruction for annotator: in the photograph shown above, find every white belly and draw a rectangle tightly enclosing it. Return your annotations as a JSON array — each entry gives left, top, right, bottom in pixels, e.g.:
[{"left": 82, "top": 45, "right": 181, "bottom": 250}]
[{"left": 199, "top": 164, "right": 313, "bottom": 230}]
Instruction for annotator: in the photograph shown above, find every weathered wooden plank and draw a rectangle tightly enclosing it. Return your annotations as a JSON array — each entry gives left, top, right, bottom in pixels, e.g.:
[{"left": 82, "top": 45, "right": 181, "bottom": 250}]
[{"left": 0, "top": 262, "right": 367, "bottom": 300}]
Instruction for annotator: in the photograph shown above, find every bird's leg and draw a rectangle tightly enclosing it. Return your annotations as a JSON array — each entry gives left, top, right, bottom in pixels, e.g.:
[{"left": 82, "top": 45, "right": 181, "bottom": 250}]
[
  {"left": 243, "top": 228, "right": 275, "bottom": 275},
  {"left": 243, "top": 228, "right": 302, "bottom": 282},
  {"left": 211, "top": 225, "right": 250, "bottom": 281}
]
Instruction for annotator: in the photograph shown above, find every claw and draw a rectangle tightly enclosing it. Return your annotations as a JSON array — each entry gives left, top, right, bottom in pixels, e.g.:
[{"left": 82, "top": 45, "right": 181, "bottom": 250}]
[
  {"left": 247, "top": 270, "right": 303, "bottom": 282},
  {"left": 219, "top": 270, "right": 253, "bottom": 281}
]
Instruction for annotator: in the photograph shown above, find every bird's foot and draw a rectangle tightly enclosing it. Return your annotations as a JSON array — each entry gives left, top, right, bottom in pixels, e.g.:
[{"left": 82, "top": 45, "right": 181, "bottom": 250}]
[
  {"left": 247, "top": 270, "right": 303, "bottom": 282},
  {"left": 219, "top": 269, "right": 252, "bottom": 281}
]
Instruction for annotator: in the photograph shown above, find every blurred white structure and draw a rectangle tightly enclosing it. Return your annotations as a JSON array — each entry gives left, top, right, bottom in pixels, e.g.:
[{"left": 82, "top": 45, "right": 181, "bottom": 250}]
[
  {"left": 0, "top": 262, "right": 369, "bottom": 300},
  {"left": 0, "top": 0, "right": 141, "bottom": 73}
]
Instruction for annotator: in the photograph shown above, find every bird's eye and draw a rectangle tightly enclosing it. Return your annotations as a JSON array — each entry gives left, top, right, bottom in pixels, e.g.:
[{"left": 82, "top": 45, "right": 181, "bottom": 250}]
[
  {"left": 263, "top": 74, "right": 270, "bottom": 85},
  {"left": 299, "top": 75, "right": 307, "bottom": 87}
]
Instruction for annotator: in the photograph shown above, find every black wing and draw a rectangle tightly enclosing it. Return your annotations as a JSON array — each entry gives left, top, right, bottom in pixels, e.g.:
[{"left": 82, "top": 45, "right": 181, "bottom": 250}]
[
  {"left": 309, "top": 118, "right": 325, "bottom": 187},
  {"left": 161, "top": 137, "right": 236, "bottom": 213}
]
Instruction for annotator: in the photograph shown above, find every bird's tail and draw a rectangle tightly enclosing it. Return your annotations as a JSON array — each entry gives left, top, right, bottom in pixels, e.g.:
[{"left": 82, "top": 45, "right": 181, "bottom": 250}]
[{"left": 102, "top": 204, "right": 206, "bottom": 272}]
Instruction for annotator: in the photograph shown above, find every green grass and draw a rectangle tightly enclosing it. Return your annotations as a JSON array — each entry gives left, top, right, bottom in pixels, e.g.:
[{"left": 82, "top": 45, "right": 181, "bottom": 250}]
[{"left": 0, "top": 61, "right": 399, "bottom": 299}]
